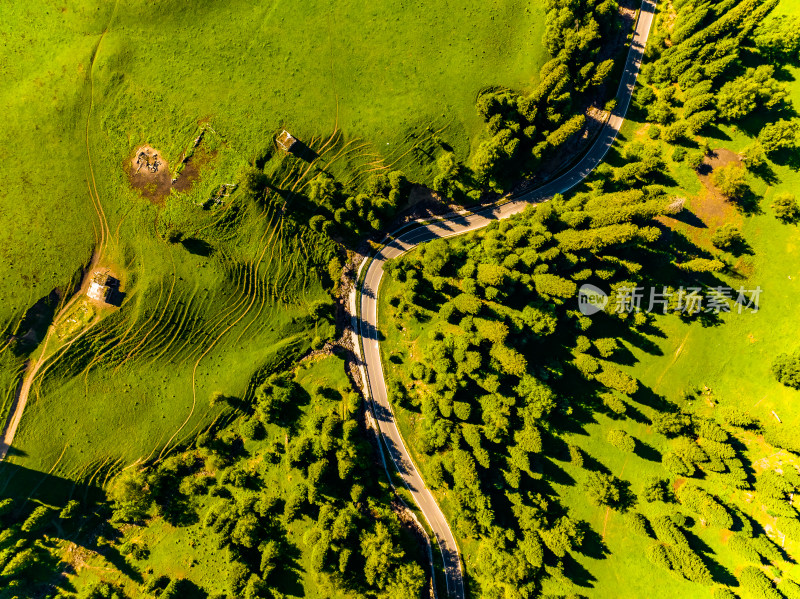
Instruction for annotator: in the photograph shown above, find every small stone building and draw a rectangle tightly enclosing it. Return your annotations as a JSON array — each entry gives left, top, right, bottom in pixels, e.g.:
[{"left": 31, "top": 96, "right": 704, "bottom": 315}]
[
  {"left": 87, "top": 273, "right": 113, "bottom": 303},
  {"left": 276, "top": 130, "right": 297, "bottom": 152}
]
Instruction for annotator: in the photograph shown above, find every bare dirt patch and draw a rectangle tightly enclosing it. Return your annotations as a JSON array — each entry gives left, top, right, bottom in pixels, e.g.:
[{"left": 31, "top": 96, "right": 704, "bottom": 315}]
[
  {"left": 697, "top": 147, "right": 742, "bottom": 186},
  {"left": 127, "top": 146, "right": 171, "bottom": 204},
  {"left": 407, "top": 184, "right": 439, "bottom": 207},
  {"left": 172, "top": 146, "right": 215, "bottom": 193},
  {"left": 658, "top": 149, "right": 743, "bottom": 248},
  {"left": 693, "top": 148, "right": 744, "bottom": 229}
]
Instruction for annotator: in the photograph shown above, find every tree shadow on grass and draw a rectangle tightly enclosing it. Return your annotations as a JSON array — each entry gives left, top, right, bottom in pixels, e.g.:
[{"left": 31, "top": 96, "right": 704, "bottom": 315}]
[
  {"left": 286, "top": 139, "right": 319, "bottom": 163},
  {"left": 578, "top": 523, "right": 610, "bottom": 560},
  {"left": 0, "top": 462, "right": 149, "bottom": 587},
  {"left": 580, "top": 451, "right": 611, "bottom": 475},
  {"left": 272, "top": 540, "right": 305, "bottom": 597},
  {"left": 631, "top": 385, "right": 673, "bottom": 413},
  {"left": 543, "top": 431, "right": 577, "bottom": 460},
  {"left": 624, "top": 402, "right": 652, "bottom": 425},
  {"left": 101, "top": 542, "right": 144, "bottom": 584},
  {"left": 680, "top": 525, "right": 738, "bottom": 586},
  {"left": 561, "top": 552, "right": 598, "bottom": 588},
  {"left": 633, "top": 438, "right": 662, "bottom": 462},
  {"left": 727, "top": 435, "right": 757, "bottom": 489},
  {"left": 181, "top": 238, "right": 214, "bottom": 257},
  {"left": 665, "top": 209, "right": 707, "bottom": 229},
  {"left": 541, "top": 457, "right": 577, "bottom": 487},
  {"left": 172, "top": 579, "right": 207, "bottom": 598},
  {"left": 748, "top": 161, "right": 780, "bottom": 185},
  {"left": 701, "top": 125, "right": 732, "bottom": 142},
  {"left": 770, "top": 146, "right": 800, "bottom": 172},
  {"left": 729, "top": 188, "right": 763, "bottom": 216},
  {"left": 721, "top": 236, "right": 755, "bottom": 257}
]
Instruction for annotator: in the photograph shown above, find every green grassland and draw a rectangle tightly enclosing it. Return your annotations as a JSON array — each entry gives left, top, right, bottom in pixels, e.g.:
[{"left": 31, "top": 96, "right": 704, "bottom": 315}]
[
  {"left": 603, "top": 0, "right": 800, "bottom": 426},
  {"left": 605, "top": 0, "right": 800, "bottom": 425},
  {"left": 2, "top": 185, "right": 337, "bottom": 493},
  {"left": 0, "top": 0, "right": 550, "bottom": 495},
  {"left": 617, "top": 124, "right": 800, "bottom": 430},
  {"left": 0, "top": 354, "right": 429, "bottom": 598},
  {"left": 0, "top": 0, "right": 548, "bottom": 336},
  {"left": 65, "top": 355, "right": 358, "bottom": 599}
]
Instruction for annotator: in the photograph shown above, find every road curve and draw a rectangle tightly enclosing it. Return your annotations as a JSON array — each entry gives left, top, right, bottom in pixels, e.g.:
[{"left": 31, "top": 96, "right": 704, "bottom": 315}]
[{"left": 353, "top": 2, "right": 656, "bottom": 597}]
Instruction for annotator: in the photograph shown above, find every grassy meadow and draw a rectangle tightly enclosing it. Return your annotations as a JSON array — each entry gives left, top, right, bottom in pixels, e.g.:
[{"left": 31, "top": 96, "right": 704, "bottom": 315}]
[
  {"left": 0, "top": 0, "right": 549, "bottom": 498},
  {"left": 0, "top": 0, "right": 548, "bottom": 333}
]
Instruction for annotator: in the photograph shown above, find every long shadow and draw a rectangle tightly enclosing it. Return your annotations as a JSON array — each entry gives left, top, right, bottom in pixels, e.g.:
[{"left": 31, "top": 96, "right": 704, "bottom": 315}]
[
  {"left": 631, "top": 384, "right": 673, "bottom": 413},
  {"left": 581, "top": 451, "right": 611, "bottom": 475},
  {"left": 727, "top": 435, "right": 757, "bottom": 490},
  {"left": 543, "top": 433, "right": 572, "bottom": 462},
  {"left": 738, "top": 510, "right": 795, "bottom": 564},
  {"left": 287, "top": 140, "right": 319, "bottom": 163},
  {"left": 680, "top": 525, "right": 738, "bottom": 586},
  {"left": 0, "top": 462, "right": 145, "bottom": 587},
  {"left": 171, "top": 579, "right": 207, "bottom": 598},
  {"left": 181, "top": 238, "right": 214, "bottom": 257},
  {"left": 273, "top": 539, "right": 305, "bottom": 597},
  {"left": 0, "top": 460, "right": 83, "bottom": 504},
  {"left": 764, "top": 147, "right": 800, "bottom": 173},
  {"left": 719, "top": 236, "right": 755, "bottom": 257},
  {"left": 665, "top": 209, "right": 707, "bottom": 229},
  {"left": 10, "top": 288, "right": 61, "bottom": 356},
  {"left": 579, "top": 522, "right": 611, "bottom": 560},
  {"left": 749, "top": 161, "right": 779, "bottom": 185},
  {"left": 634, "top": 439, "right": 662, "bottom": 462},
  {"left": 561, "top": 552, "right": 598, "bottom": 588},
  {"left": 729, "top": 188, "right": 762, "bottom": 216},
  {"left": 102, "top": 542, "right": 144, "bottom": 584},
  {"left": 625, "top": 403, "right": 652, "bottom": 425},
  {"left": 541, "top": 457, "right": 577, "bottom": 487},
  {"left": 702, "top": 125, "right": 732, "bottom": 142}
]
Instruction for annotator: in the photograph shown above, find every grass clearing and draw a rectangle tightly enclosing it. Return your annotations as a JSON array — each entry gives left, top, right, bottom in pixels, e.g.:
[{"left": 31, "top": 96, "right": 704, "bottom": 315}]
[{"left": 0, "top": 0, "right": 549, "bottom": 493}]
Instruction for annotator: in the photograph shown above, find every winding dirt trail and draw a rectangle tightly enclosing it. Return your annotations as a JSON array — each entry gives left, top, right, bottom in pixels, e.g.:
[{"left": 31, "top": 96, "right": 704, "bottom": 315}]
[
  {"left": 0, "top": 22, "right": 113, "bottom": 463},
  {"left": 0, "top": 267, "right": 101, "bottom": 461}
]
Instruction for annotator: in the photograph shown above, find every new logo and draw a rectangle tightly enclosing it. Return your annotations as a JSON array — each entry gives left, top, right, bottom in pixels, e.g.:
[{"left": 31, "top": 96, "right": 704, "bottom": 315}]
[{"left": 578, "top": 284, "right": 608, "bottom": 316}]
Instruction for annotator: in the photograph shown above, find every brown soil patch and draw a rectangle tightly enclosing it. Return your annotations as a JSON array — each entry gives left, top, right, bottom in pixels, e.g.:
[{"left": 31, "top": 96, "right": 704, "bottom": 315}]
[
  {"left": 693, "top": 149, "right": 744, "bottom": 229},
  {"left": 673, "top": 477, "right": 687, "bottom": 493},
  {"left": 173, "top": 147, "right": 215, "bottom": 193},
  {"left": 704, "top": 147, "right": 741, "bottom": 170},
  {"left": 127, "top": 146, "right": 171, "bottom": 204},
  {"left": 127, "top": 138, "right": 216, "bottom": 203},
  {"left": 408, "top": 184, "right": 439, "bottom": 207},
  {"left": 658, "top": 148, "right": 744, "bottom": 249}
]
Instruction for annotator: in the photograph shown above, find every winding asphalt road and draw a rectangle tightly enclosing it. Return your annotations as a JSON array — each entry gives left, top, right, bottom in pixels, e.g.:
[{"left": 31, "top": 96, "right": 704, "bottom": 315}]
[{"left": 353, "top": 2, "right": 656, "bottom": 597}]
